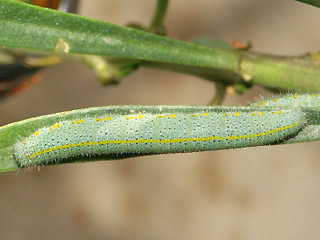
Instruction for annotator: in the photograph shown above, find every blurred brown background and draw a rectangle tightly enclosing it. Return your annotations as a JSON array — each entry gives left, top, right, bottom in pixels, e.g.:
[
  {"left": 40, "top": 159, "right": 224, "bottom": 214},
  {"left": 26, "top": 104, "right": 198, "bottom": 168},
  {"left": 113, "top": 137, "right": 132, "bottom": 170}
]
[{"left": 1, "top": 0, "right": 320, "bottom": 239}]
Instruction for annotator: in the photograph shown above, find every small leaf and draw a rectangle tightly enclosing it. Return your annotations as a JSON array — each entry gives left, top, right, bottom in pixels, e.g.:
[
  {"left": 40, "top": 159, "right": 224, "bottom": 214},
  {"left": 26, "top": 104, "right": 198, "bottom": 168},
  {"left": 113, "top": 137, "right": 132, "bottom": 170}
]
[{"left": 295, "top": 0, "right": 320, "bottom": 8}]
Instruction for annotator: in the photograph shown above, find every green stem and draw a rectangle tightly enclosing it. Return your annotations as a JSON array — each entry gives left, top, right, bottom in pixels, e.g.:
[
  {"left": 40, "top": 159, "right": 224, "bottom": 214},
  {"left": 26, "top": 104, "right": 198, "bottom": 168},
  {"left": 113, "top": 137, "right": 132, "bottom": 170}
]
[
  {"left": 209, "top": 83, "right": 226, "bottom": 105},
  {"left": 240, "top": 52, "right": 320, "bottom": 92},
  {"left": 2, "top": 0, "right": 320, "bottom": 92},
  {"left": 143, "top": 51, "right": 320, "bottom": 93},
  {"left": 149, "top": 0, "right": 169, "bottom": 29},
  {"left": 78, "top": 0, "right": 169, "bottom": 85}
]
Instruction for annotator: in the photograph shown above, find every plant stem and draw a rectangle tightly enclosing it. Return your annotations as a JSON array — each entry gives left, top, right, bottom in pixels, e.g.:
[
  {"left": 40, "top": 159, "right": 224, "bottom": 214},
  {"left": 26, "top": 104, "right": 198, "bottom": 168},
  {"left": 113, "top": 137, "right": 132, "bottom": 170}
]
[
  {"left": 149, "top": 0, "right": 169, "bottom": 29},
  {"left": 2, "top": 0, "right": 320, "bottom": 93},
  {"left": 143, "top": 51, "right": 320, "bottom": 93},
  {"left": 209, "top": 83, "right": 226, "bottom": 105},
  {"left": 240, "top": 52, "right": 320, "bottom": 92}
]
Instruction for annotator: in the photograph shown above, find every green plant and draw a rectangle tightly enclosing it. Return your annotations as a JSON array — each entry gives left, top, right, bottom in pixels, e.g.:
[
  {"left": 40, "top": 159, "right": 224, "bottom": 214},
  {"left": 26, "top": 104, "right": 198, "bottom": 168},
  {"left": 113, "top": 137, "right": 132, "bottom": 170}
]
[{"left": 0, "top": 0, "right": 319, "bottom": 173}]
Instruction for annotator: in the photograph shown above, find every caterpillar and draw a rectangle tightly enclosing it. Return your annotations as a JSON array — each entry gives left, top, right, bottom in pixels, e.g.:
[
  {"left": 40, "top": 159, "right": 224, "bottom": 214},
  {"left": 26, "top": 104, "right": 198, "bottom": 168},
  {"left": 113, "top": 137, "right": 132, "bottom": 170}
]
[{"left": 13, "top": 94, "right": 318, "bottom": 168}]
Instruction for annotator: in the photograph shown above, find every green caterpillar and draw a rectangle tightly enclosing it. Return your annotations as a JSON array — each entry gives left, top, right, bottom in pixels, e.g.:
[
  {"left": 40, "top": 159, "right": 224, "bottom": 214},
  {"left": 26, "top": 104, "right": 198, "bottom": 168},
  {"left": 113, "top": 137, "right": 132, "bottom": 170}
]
[{"left": 14, "top": 94, "right": 318, "bottom": 168}]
